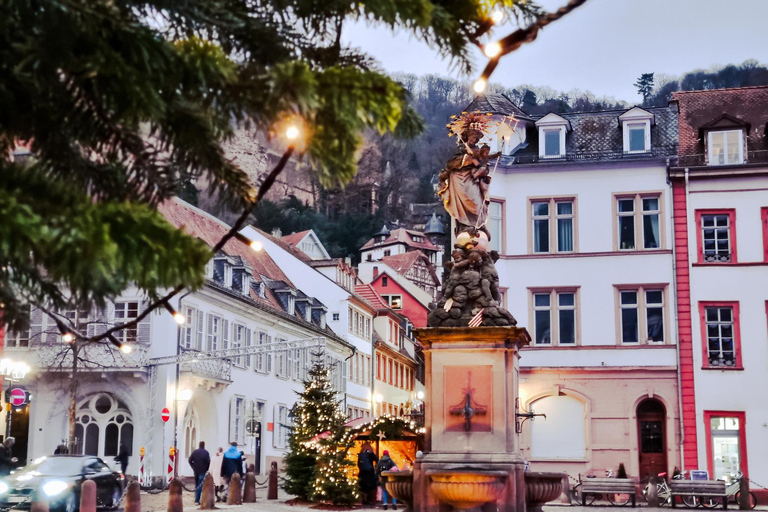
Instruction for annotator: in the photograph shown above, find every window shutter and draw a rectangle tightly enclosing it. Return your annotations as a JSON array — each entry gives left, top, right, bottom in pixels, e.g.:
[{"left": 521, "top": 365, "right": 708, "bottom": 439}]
[
  {"left": 286, "top": 347, "right": 293, "bottom": 380},
  {"left": 266, "top": 335, "right": 273, "bottom": 373},
  {"left": 245, "top": 328, "right": 252, "bottom": 368},
  {"left": 137, "top": 301, "right": 151, "bottom": 344},
  {"left": 206, "top": 313, "right": 212, "bottom": 351},
  {"left": 272, "top": 404, "right": 280, "bottom": 448},
  {"left": 196, "top": 310, "right": 203, "bottom": 350},
  {"left": 222, "top": 319, "right": 229, "bottom": 351}
]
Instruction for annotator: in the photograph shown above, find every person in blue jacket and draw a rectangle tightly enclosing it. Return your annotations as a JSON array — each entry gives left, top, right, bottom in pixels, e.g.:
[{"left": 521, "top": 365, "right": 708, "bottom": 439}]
[{"left": 220, "top": 442, "right": 244, "bottom": 500}]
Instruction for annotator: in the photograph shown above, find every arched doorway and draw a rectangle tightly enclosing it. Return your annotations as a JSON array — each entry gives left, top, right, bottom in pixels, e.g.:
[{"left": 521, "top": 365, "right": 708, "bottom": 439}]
[
  {"left": 637, "top": 398, "right": 667, "bottom": 479},
  {"left": 74, "top": 393, "right": 134, "bottom": 459},
  {"left": 183, "top": 408, "right": 200, "bottom": 460}
]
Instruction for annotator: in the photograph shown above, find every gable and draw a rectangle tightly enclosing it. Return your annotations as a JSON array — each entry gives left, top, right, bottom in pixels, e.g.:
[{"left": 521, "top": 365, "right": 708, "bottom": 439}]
[
  {"left": 619, "top": 106, "right": 655, "bottom": 125},
  {"left": 701, "top": 113, "right": 750, "bottom": 131}
]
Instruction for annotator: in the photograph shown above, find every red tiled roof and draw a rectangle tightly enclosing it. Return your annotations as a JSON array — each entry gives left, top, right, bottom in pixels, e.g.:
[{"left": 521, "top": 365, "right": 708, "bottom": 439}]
[
  {"left": 157, "top": 198, "right": 293, "bottom": 309},
  {"left": 248, "top": 226, "right": 312, "bottom": 263},
  {"left": 360, "top": 228, "right": 438, "bottom": 252},
  {"left": 380, "top": 251, "right": 439, "bottom": 285},
  {"left": 280, "top": 229, "right": 312, "bottom": 247},
  {"left": 354, "top": 284, "right": 390, "bottom": 310}
]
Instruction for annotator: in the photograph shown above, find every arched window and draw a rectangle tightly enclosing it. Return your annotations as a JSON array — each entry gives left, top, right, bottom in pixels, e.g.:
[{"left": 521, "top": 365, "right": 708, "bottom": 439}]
[
  {"left": 74, "top": 393, "right": 134, "bottom": 458},
  {"left": 530, "top": 394, "right": 586, "bottom": 459},
  {"left": 184, "top": 410, "right": 199, "bottom": 458}
]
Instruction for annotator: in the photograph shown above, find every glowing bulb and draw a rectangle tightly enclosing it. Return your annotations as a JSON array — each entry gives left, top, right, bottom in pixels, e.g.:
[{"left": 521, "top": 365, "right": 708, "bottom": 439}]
[
  {"left": 62, "top": 333, "right": 75, "bottom": 343},
  {"left": 484, "top": 42, "right": 502, "bottom": 58},
  {"left": 417, "top": 391, "right": 424, "bottom": 400},
  {"left": 120, "top": 344, "right": 133, "bottom": 354},
  {"left": 473, "top": 78, "right": 487, "bottom": 93},
  {"left": 286, "top": 126, "right": 300, "bottom": 140},
  {"left": 250, "top": 240, "right": 263, "bottom": 252},
  {"left": 491, "top": 10, "right": 504, "bottom": 23},
  {"left": 178, "top": 388, "right": 193, "bottom": 401},
  {"left": 173, "top": 312, "right": 185, "bottom": 325}
]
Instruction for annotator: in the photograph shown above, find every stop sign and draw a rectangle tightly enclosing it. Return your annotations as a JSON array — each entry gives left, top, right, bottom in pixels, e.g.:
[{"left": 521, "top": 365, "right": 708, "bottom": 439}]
[
  {"left": 9, "top": 388, "right": 27, "bottom": 407},
  {"left": 161, "top": 407, "right": 170, "bottom": 422}
]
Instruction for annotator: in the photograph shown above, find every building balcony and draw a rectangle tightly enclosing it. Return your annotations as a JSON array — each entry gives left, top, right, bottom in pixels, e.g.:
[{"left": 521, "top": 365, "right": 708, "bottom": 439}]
[
  {"left": 180, "top": 357, "right": 233, "bottom": 384},
  {"left": 676, "top": 149, "right": 768, "bottom": 167},
  {"left": 506, "top": 147, "right": 673, "bottom": 165}
]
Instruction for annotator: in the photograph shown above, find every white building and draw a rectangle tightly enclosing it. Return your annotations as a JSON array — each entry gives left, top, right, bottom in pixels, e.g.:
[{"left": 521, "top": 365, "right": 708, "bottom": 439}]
[
  {"left": 467, "top": 94, "right": 682, "bottom": 480},
  {"left": 3, "top": 198, "right": 354, "bottom": 482}
]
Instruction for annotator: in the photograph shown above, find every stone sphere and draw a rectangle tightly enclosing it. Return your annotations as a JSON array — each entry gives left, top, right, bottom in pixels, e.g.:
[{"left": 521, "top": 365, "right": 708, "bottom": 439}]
[{"left": 456, "top": 231, "right": 472, "bottom": 248}]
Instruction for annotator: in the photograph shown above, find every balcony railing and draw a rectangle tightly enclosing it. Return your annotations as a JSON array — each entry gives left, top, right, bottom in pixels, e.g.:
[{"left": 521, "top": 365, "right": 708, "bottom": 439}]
[
  {"left": 181, "top": 358, "right": 233, "bottom": 383},
  {"left": 506, "top": 147, "right": 673, "bottom": 165},
  {"left": 14, "top": 343, "right": 149, "bottom": 372},
  {"left": 676, "top": 150, "right": 768, "bottom": 167}
]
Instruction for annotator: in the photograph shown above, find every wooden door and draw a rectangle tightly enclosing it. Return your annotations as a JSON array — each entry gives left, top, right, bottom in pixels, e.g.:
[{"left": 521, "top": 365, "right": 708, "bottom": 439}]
[{"left": 637, "top": 399, "right": 667, "bottom": 480}]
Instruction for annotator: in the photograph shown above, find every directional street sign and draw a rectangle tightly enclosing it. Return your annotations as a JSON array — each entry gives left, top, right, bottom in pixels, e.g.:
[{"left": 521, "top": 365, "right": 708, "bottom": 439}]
[{"left": 161, "top": 407, "right": 171, "bottom": 422}]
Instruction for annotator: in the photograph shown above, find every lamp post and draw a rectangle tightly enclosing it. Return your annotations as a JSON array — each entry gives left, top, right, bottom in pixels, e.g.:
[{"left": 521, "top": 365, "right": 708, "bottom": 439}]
[{"left": 172, "top": 387, "right": 192, "bottom": 477}]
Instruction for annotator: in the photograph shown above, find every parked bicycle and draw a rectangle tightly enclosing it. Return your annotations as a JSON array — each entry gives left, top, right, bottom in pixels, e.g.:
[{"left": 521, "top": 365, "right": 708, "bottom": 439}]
[
  {"left": 642, "top": 470, "right": 689, "bottom": 506},
  {"left": 571, "top": 469, "right": 633, "bottom": 506},
  {"left": 642, "top": 470, "right": 757, "bottom": 509},
  {"left": 696, "top": 472, "right": 757, "bottom": 509}
]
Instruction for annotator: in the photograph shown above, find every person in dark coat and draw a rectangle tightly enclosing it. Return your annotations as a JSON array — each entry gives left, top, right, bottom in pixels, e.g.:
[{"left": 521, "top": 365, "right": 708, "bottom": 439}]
[
  {"left": 0, "top": 438, "right": 17, "bottom": 476},
  {"left": 220, "top": 443, "right": 243, "bottom": 500},
  {"left": 115, "top": 444, "right": 129, "bottom": 475},
  {"left": 188, "top": 441, "right": 211, "bottom": 504},
  {"left": 376, "top": 450, "right": 398, "bottom": 510},
  {"left": 357, "top": 443, "right": 378, "bottom": 505}
]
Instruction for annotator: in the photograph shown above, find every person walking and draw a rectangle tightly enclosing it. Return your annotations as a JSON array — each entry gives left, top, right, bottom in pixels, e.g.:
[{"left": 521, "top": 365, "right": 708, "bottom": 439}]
[
  {"left": 0, "top": 438, "right": 17, "bottom": 476},
  {"left": 210, "top": 447, "right": 224, "bottom": 501},
  {"left": 220, "top": 443, "right": 243, "bottom": 501},
  {"left": 188, "top": 441, "right": 211, "bottom": 505},
  {"left": 376, "top": 450, "right": 397, "bottom": 510},
  {"left": 115, "top": 444, "right": 129, "bottom": 475},
  {"left": 357, "top": 443, "right": 378, "bottom": 506}
]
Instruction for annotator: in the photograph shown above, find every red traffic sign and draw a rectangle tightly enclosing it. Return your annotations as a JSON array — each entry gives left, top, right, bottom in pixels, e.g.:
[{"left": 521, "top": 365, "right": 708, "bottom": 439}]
[
  {"left": 10, "top": 388, "right": 28, "bottom": 407},
  {"left": 161, "top": 407, "right": 170, "bottom": 422}
]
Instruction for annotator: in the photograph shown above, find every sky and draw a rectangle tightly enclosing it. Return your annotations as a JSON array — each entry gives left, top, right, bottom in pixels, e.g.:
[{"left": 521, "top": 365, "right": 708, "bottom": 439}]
[{"left": 342, "top": 0, "right": 768, "bottom": 104}]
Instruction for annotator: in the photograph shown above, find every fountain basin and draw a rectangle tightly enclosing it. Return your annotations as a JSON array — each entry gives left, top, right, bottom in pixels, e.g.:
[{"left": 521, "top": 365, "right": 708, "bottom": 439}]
[
  {"left": 524, "top": 472, "right": 565, "bottom": 512},
  {"left": 382, "top": 470, "right": 413, "bottom": 510},
  {"left": 429, "top": 471, "right": 506, "bottom": 509}
]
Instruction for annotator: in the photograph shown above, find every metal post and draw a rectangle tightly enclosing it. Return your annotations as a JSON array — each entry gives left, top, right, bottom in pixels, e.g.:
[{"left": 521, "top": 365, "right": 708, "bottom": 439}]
[{"left": 4, "top": 379, "right": 12, "bottom": 439}]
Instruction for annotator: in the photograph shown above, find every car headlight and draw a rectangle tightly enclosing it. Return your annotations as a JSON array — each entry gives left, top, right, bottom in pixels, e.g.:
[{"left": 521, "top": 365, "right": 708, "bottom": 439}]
[
  {"left": 0, "top": 482, "right": 8, "bottom": 494},
  {"left": 42, "top": 481, "right": 69, "bottom": 497}
]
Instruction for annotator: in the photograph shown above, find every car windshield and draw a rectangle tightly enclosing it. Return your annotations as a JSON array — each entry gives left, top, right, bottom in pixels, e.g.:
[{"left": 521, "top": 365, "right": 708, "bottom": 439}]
[{"left": 21, "top": 457, "right": 83, "bottom": 476}]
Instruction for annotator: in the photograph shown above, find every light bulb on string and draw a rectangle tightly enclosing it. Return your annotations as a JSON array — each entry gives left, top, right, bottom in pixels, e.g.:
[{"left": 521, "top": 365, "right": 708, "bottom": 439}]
[
  {"left": 473, "top": 78, "right": 487, "bottom": 93},
  {"left": 484, "top": 42, "right": 502, "bottom": 58},
  {"left": 491, "top": 10, "right": 504, "bottom": 24}
]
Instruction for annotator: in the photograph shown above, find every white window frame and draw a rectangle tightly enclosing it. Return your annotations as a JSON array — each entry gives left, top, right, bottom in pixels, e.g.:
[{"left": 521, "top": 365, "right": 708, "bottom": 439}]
[
  {"left": 615, "top": 193, "right": 664, "bottom": 251},
  {"left": 616, "top": 286, "right": 667, "bottom": 345},
  {"left": 707, "top": 129, "right": 744, "bottom": 166},
  {"left": 207, "top": 314, "right": 222, "bottom": 352},
  {"left": 180, "top": 306, "right": 197, "bottom": 349},
  {"left": 539, "top": 126, "right": 566, "bottom": 158},
  {"left": 114, "top": 301, "right": 138, "bottom": 344},
  {"left": 229, "top": 395, "right": 245, "bottom": 445},
  {"left": 530, "top": 288, "right": 579, "bottom": 346},
  {"left": 255, "top": 331, "right": 268, "bottom": 373},
  {"left": 530, "top": 197, "right": 577, "bottom": 254},
  {"left": 232, "top": 323, "right": 246, "bottom": 367},
  {"left": 623, "top": 120, "right": 651, "bottom": 154},
  {"left": 383, "top": 295, "right": 403, "bottom": 310}
]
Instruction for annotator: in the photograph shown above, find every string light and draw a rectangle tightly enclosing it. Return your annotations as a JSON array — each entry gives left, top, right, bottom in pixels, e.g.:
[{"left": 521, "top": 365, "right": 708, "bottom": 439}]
[
  {"left": 234, "top": 232, "right": 263, "bottom": 252},
  {"left": 491, "top": 10, "right": 504, "bottom": 23},
  {"left": 62, "top": 333, "right": 75, "bottom": 343},
  {"left": 484, "top": 42, "right": 502, "bottom": 58},
  {"left": 120, "top": 344, "right": 133, "bottom": 354},
  {"left": 163, "top": 303, "right": 186, "bottom": 324},
  {"left": 473, "top": 78, "right": 487, "bottom": 93},
  {"left": 286, "top": 125, "right": 300, "bottom": 140}
]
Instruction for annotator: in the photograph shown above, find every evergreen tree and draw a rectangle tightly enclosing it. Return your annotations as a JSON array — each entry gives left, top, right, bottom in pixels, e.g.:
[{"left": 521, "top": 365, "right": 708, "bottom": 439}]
[
  {"left": 634, "top": 73, "right": 655, "bottom": 105},
  {"left": 282, "top": 353, "right": 352, "bottom": 502}
]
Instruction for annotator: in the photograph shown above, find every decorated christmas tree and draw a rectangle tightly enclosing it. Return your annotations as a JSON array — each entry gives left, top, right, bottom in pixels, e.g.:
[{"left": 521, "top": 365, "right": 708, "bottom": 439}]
[{"left": 282, "top": 352, "right": 356, "bottom": 504}]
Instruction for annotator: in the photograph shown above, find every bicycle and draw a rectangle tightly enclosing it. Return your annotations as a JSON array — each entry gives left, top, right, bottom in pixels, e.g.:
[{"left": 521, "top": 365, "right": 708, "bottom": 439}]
[
  {"left": 642, "top": 471, "right": 693, "bottom": 507},
  {"left": 570, "top": 469, "right": 633, "bottom": 506},
  {"left": 696, "top": 472, "right": 757, "bottom": 510}
]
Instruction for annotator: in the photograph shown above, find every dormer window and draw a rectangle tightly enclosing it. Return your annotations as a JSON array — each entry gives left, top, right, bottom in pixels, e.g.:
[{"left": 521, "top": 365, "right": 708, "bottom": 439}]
[
  {"left": 287, "top": 295, "right": 295, "bottom": 315},
  {"left": 535, "top": 113, "right": 570, "bottom": 159},
  {"left": 620, "top": 107, "right": 654, "bottom": 154},
  {"left": 708, "top": 130, "right": 743, "bottom": 165}
]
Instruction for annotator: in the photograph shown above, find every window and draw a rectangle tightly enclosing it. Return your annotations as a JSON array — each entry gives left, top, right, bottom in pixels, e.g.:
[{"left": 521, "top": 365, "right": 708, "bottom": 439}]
[
  {"left": 332, "top": 313, "right": 340, "bottom": 322},
  {"left": 179, "top": 306, "right": 197, "bottom": 350},
  {"left": 529, "top": 395, "right": 586, "bottom": 460},
  {"left": 229, "top": 396, "right": 245, "bottom": 444},
  {"left": 616, "top": 286, "right": 666, "bottom": 344},
  {"left": 206, "top": 314, "right": 222, "bottom": 351},
  {"left": 232, "top": 324, "right": 247, "bottom": 367},
  {"left": 700, "top": 302, "right": 742, "bottom": 369},
  {"left": 530, "top": 288, "right": 578, "bottom": 345},
  {"left": 384, "top": 249, "right": 391, "bottom": 257},
  {"left": 615, "top": 193, "right": 663, "bottom": 251},
  {"left": 348, "top": 307, "right": 353, "bottom": 330},
  {"left": 708, "top": 130, "right": 743, "bottom": 166},
  {"left": 489, "top": 200, "right": 504, "bottom": 253},
  {"left": 114, "top": 301, "right": 138, "bottom": 343},
  {"left": 382, "top": 276, "right": 388, "bottom": 287},
  {"left": 273, "top": 404, "right": 289, "bottom": 449},
  {"left": 696, "top": 210, "right": 736, "bottom": 263},
  {"left": 376, "top": 354, "right": 381, "bottom": 380},
  {"left": 255, "top": 332, "right": 271, "bottom": 373},
  {"left": 620, "top": 108, "right": 653, "bottom": 155},
  {"left": 535, "top": 114, "right": 569, "bottom": 159},
  {"left": 628, "top": 124, "right": 647, "bottom": 152},
  {"left": 530, "top": 198, "right": 576, "bottom": 254},
  {"left": 365, "top": 318, "right": 371, "bottom": 340},
  {"left": 275, "top": 339, "right": 287, "bottom": 378},
  {"left": 74, "top": 393, "right": 133, "bottom": 458},
  {"left": 544, "top": 130, "right": 562, "bottom": 157},
  {"left": 383, "top": 295, "right": 403, "bottom": 309},
  {"left": 6, "top": 307, "right": 30, "bottom": 348},
  {"left": 705, "top": 412, "right": 748, "bottom": 481}
]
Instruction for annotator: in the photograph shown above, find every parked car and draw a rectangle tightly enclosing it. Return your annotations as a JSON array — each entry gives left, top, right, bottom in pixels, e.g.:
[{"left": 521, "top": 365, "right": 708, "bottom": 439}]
[{"left": 0, "top": 455, "right": 122, "bottom": 512}]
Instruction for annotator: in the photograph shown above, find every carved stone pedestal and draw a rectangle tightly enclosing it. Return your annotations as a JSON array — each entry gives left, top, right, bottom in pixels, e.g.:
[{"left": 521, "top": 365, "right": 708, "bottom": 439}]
[{"left": 412, "top": 327, "right": 531, "bottom": 512}]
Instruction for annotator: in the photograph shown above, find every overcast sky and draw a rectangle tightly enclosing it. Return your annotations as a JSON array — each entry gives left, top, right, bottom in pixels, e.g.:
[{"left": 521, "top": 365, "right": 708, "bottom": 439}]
[{"left": 342, "top": 0, "right": 768, "bottom": 104}]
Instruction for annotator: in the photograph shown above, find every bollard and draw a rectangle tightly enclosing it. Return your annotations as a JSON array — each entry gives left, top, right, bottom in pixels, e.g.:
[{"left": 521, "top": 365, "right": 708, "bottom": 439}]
[
  {"left": 267, "top": 461, "right": 278, "bottom": 500},
  {"left": 227, "top": 473, "right": 242, "bottom": 505},
  {"left": 80, "top": 480, "right": 97, "bottom": 512},
  {"left": 646, "top": 476, "right": 660, "bottom": 507},
  {"left": 243, "top": 472, "right": 257, "bottom": 503},
  {"left": 168, "top": 478, "right": 184, "bottom": 512},
  {"left": 30, "top": 493, "right": 49, "bottom": 512},
  {"left": 124, "top": 480, "right": 141, "bottom": 512},
  {"left": 200, "top": 473, "right": 216, "bottom": 510},
  {"left": 738, "top": 477, "right": 751, "bottom": 510}
]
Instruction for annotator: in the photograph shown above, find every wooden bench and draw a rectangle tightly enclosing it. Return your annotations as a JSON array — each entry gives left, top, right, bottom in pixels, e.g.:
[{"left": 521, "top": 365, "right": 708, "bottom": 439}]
[
  {"left": 670, "top": 480, "right": 728, "bottom": 509},
  {"left": 580, "top": 478, "right": 637, "bottom": 507}
]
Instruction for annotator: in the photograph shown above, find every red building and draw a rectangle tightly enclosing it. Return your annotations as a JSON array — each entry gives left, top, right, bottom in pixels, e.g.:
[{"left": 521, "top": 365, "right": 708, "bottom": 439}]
[{"left": 367, "top": 270, "right": 430, "bottom": 329}]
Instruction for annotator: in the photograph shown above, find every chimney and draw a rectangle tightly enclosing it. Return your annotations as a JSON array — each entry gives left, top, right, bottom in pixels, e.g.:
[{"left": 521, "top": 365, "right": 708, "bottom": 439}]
[
  {"left": 271, "top": 227, "right": 282, "bottom": 239},
  {"left": 344, "top": 256, "right": 352, "bottom": 266},
  {"left": 373, "top": 266, "right": 379, "bottom": 279}
]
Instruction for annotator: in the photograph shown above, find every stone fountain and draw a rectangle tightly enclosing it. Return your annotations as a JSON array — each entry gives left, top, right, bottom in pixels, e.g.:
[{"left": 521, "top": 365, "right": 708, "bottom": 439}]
[{"left": 381, "top": 111, "right": 563, "bottom": 511}]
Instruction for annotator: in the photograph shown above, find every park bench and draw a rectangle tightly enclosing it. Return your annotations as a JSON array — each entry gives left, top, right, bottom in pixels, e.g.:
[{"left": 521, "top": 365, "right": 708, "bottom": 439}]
[
  {"left": 581, "top": 478, "right": 637, "bottom": 507},
  {"left": 670, "top": 480, "right": 728, "bottom": 509}
]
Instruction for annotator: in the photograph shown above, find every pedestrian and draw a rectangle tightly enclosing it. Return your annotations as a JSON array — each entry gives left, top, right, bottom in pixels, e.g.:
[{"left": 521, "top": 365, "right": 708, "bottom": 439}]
[
  {"left": 0, "top": 438, "right": 17, "bottom": 476},
  {"left": 376, "top": 450, "right": 397, "bottom": 510},
  {"left": 357, "top": 443, "right": 378, "bottom": 506},
  {"left": 220, "top": 443, "right": 243, "bottom": 501},
  {"left": 53, "top": 444, "right": 68, "bottom": 455},
  {"left": 115, "top": 444, "right": 129, "bottom": 475},
  {"left": 188, "top": 441, "right": 211, "bottom": 505},
  {"left": 210, "top": 447, "right": 224, "bottom": 501},
  {"left": 239, "top": 451, "right": 247, "bottom": 475}
]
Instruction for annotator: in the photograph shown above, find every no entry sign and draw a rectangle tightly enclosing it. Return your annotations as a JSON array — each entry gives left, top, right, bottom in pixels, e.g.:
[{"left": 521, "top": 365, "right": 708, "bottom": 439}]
[
  {"left": 161, "top": 407, "right": 170, "bottom": 422},
  {"left": 9, "top": 388, "right": 28, "bottom": 407}
]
